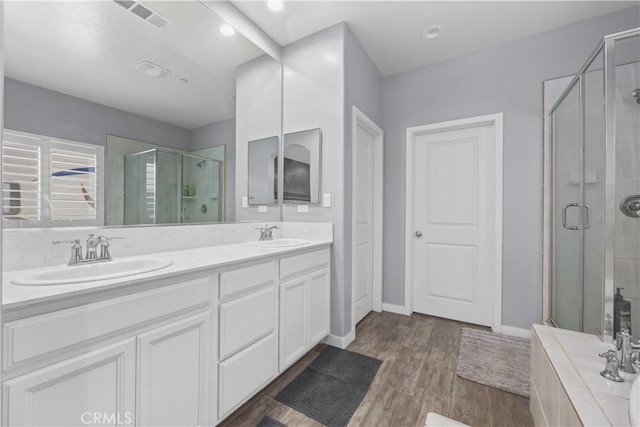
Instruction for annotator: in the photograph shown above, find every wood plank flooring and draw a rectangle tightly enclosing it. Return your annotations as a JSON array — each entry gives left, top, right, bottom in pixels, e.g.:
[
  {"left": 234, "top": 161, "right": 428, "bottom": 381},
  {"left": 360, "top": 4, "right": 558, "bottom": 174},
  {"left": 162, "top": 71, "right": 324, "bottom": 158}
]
[{"left": 219, "top": 312, "right": 534, "bottom": 427}]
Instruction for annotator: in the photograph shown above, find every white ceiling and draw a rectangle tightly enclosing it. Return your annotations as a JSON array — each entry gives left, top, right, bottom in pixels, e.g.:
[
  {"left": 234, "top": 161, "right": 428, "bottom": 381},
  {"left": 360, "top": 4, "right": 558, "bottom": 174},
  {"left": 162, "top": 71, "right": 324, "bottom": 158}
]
[
  {"left": 232, "top": 0, "right": 637, "bottom": 76},
  {"left": 4, "top": 1, "right": 265, "bottom": 130}
]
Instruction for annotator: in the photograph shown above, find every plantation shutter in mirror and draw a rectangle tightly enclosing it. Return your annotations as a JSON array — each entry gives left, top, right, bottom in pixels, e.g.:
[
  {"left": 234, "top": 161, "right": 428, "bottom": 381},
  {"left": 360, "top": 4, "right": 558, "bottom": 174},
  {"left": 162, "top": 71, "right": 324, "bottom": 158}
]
[
  {"left": 1, "top": 130, "right": 103, "bottom": 227},
  {"left": 50, "top": 141, "right": 98, "bottom": 221},
  {"left": 2, "top": 133, "right": 42, "bottom": 221}
]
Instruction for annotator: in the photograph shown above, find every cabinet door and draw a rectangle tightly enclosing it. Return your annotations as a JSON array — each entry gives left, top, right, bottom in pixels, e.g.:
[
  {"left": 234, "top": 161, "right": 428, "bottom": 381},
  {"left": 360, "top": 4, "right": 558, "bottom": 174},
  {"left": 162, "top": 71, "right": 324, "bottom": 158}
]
[
  {"left": 136, "top": 312, "right": 211, "bottom": 427},
  {"left": 4, "top": 339, "right": 135, "bottom": 427},
  {"left": 218, "top": 334, "right": 276, "bottom": 420},
  {"left": 279, "top": 278, "right": 307, "bottom": 371},
  {"left": 307, "top": 269, "right": 330, "bottom": 346}
]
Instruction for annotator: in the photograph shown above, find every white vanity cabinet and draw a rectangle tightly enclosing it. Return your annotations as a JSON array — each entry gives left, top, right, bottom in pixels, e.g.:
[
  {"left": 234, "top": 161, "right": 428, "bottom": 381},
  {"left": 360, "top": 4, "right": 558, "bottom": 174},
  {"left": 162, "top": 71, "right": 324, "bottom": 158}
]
[
  {"left": 217, "top": 261, "right": 278, "bottom": 420},
  {"left": 279, "top": 249, "right": 330, "bottom": 371},
  {"left": 2, "top": 274, "right": 216, "bottom": 427},
  {"left": 2, "top": 243, "right": 333, "bottom": 426},
  {"left": 4, "top": 338, "right": 136, "bottom": 427},
  {"left": 136, "top": 312, "right": 212, "bottom": 427}
]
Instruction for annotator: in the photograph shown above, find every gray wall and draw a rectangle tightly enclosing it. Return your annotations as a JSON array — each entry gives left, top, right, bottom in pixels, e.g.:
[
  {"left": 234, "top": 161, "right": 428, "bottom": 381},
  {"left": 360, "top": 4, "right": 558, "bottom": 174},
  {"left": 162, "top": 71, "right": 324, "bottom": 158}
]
[
  {"left": 343, "top": 24, "right": 383, "bottom": 330},
  {"left": 4, "top": 78, "right": 190, "bottom": 149},
  {"left": 282, "top": 24, "right": 348, "bottom": 336},
  {"left": 382, "top": 6, "right": 640, "bottom": 329},
  {"left": 280, "top": 23, "right": 383, "bottom": 338},
  {"left": 235, "top": 54, "right": 282, "bottom": 223},
  {"left": 190, "top": 118, "right": 236, "bottom": 221}
]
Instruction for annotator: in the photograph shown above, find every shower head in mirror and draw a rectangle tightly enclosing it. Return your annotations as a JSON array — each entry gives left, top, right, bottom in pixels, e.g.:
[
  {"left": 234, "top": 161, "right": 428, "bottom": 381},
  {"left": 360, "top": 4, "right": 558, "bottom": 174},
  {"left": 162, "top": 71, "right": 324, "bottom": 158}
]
[{"left": 632, "top": 89, "right": 640, "bottom": 104}]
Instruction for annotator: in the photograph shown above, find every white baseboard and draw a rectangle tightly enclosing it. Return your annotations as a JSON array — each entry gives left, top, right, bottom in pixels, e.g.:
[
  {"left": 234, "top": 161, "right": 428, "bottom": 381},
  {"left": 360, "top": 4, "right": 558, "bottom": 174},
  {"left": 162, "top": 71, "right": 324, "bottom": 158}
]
[
  {"left": 323, "top": 330, "right": 355, "bottom": 349},
  {"left": 500, "top": 325, "right": 531, "bottom": 339},
  {"left": 382, "top": 303, "right": 411, "bottom": 316}
]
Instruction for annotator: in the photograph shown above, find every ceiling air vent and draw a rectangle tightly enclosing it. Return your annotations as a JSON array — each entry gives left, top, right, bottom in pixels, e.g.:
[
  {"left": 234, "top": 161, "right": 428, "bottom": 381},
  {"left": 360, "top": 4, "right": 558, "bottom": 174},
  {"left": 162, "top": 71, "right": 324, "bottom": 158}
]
[
  {"left": 131, "top": 4, "right": 153, "bottom": 20},
  {"left": 146, "top": 14, "right": 169, "bottom": 29},
  {"left": 113, "top": 0, "right": 136, "bottom": 10},
  {"left": 112, "top": 0, "right": 171, "bottom": 30}
]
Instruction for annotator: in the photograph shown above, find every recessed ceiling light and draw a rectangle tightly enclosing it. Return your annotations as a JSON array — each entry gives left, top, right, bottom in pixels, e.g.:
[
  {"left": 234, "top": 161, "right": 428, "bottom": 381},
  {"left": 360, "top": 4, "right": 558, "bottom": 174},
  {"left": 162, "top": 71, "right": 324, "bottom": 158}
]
[
  {"left": 220, "top": 24, "right": 235, "bottom": 36},
  {"left": 267, "top": 0, "right": 284, "bottom": 11},
  {"left": 135, "top": 61, "right": 170, "bottom": 78},
  {"left": 422, "top": 24, "right": 444, "bottom": 40}
]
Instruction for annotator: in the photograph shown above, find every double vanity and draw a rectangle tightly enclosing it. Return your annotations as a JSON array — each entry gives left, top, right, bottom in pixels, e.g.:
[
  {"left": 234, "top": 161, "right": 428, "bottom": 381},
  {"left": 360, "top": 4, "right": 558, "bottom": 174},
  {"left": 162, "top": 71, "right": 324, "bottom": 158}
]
[{"left": 1, "top": 222, "right": 332, "bottom": 426}]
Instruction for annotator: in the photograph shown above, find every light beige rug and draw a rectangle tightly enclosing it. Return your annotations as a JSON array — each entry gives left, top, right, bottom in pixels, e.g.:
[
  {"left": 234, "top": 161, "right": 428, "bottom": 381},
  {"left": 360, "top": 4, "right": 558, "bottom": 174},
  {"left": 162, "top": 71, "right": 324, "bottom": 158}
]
[{"left": 457, "top": 328, "right": 531, "bottom": 398}]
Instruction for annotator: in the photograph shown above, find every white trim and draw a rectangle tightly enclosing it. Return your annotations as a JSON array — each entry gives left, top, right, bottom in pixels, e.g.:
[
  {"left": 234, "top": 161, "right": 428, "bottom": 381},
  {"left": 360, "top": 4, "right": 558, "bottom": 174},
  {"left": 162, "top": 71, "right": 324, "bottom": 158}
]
[
  {"left": 382, "top": 303, "right": 411, "bottom": 316},
  {"left": 404, "top": 113, "right": 504, "bottom": 331},
  {"left": 351, "top": 106, "right": 384, "bottom": 334},
  {"left": 322, "top": 330, "right": 355, "bottom": 350},
  {"left": 500, "top": 325, "right": 531, "bottom": 339}
]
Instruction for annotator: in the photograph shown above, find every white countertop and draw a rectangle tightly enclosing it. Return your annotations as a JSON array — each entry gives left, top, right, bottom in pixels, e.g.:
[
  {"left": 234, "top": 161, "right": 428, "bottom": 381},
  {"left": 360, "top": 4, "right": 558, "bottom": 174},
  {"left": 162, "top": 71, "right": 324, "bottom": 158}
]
[
  {"left": 532, "top": 324, "right": 639, "bottom": 426},
  {"left": 2, "top": 239, "right": 332, "bottom": 311}
]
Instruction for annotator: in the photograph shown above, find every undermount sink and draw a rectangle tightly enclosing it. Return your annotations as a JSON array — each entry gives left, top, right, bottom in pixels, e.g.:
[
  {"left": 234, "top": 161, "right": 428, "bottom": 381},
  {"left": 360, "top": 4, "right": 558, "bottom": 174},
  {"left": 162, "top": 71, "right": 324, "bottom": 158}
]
[
  {"left": 249, "top": 238, "right": 309, "bottom": 248},
  {"left": 12, "top": 256, "right": 173, "bottom": 286},
  {"left": 631, "top": 376, "right": 639, "bottom": 427}
]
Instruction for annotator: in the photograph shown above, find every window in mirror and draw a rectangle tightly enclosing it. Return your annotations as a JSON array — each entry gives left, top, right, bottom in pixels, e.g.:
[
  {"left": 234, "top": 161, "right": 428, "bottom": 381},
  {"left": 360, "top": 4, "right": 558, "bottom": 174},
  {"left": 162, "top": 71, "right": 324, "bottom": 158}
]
[
  {"left": 248, "top": 136, "right": 279, "bottom": 205},
  {"left": 2, "top": 130, "right": 103, "bottom": 227},
  {"left": 281, "top": 128, "right": 322, "bottom": 204}
]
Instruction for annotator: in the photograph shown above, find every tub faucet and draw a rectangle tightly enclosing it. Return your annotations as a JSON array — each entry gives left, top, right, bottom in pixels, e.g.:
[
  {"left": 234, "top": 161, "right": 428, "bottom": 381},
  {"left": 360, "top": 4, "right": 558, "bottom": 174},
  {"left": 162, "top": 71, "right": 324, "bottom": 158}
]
[
  {"left": 599, "top": 350, "right": 624, "bottom": 382},
  {"left": 616, "top": 331, "right": 640, "bottom": 374}
]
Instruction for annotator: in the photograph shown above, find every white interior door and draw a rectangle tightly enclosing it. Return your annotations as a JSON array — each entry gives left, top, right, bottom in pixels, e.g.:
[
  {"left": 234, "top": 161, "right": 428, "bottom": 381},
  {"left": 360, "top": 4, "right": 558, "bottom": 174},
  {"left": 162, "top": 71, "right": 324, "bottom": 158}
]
[
  {"left": 411, "top": 123, "right": 497, "bottom": 327},
  {"left": 354, "top": 123, "right": 375, "bottom": 324}
]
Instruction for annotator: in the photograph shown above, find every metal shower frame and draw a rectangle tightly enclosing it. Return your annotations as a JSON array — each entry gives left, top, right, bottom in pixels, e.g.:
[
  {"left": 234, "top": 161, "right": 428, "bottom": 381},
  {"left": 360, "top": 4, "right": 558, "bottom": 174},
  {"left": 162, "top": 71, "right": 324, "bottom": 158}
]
[{"left": 548, "top": 27, "right": 640, "bottom": 344}]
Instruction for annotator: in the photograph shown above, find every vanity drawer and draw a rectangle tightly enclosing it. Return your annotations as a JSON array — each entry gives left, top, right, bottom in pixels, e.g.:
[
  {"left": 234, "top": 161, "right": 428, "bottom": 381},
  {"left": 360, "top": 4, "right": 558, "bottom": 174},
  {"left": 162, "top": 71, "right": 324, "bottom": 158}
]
[
  {"left": 219, "top": 286, "right": 277, "bottom": 360},
  {"left": 280, "top": 248, "right": 330, "bottom": 282},
  {"left": 219, "top": 261, "right": 275, "bottom": 300},
  {"left": 3, "top": 275, "right": 214, "bottom": 370},
  {"left": 218, "top": 333, "right": 276, "bottom": 420}
]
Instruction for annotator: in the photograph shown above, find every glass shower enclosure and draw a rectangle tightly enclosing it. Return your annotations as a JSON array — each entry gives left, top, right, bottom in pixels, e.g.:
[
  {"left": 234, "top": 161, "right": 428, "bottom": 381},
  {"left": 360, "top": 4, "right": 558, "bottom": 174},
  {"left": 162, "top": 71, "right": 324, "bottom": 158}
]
[
  {"left": 549, "top": 28, "right": 640, "bottom": 343},
  {"left": 123, "top": 149, "right": 224, "bottom": 225}
]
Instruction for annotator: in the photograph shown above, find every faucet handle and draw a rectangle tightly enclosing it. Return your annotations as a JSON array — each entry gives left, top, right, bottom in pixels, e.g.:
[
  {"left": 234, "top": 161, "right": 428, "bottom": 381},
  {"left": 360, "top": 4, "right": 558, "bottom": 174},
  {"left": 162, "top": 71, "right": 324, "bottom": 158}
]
[
  {"left": 599, "top": 350, "right": 624, "bottom": 382},
  {"left": 99, "top": 236, "right": 124, "bottom": 242},
  {"left": 53, "top": 239, "right": 81, "bottom": 245},
  {"left": 599, "top": 349, "right": 618, "bottom": 359}
]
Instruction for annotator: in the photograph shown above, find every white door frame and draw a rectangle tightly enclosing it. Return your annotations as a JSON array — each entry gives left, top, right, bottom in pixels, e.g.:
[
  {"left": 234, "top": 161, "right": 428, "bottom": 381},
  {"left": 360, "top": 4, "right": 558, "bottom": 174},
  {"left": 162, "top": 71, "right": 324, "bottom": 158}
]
[
  {"left": 404, "top": 113, "right": 504, "bottom": 332},
  {"left": 351, "top": 106, "right": 384, "bottom": 332}
]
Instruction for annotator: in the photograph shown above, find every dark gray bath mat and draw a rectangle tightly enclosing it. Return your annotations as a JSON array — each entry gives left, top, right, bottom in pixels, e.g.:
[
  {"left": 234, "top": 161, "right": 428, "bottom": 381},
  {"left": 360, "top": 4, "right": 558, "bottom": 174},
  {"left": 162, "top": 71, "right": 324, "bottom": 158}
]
[
  {"left": 275, "top": 346, "right": 382, "bottom": 427},
  {"left": 457, "top": 327, "right": 531, "bottom": 397},
  {"left": 256, "top": 415, "right": 286, "bottom": 427}
]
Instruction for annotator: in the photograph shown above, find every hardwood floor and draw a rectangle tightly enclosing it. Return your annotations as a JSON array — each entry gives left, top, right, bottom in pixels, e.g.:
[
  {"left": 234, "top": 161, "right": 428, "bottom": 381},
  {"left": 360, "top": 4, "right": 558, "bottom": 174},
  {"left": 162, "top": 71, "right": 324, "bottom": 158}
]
[{"left": 219, "top": 312, "right": 534, "bottom": 427}]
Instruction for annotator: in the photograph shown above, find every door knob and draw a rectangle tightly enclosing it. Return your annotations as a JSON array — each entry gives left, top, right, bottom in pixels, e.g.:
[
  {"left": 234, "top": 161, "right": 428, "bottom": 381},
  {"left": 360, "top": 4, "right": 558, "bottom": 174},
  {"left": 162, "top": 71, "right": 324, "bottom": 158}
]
[{"left": 415, "top": 231, "right": 422, "bottom": 237}]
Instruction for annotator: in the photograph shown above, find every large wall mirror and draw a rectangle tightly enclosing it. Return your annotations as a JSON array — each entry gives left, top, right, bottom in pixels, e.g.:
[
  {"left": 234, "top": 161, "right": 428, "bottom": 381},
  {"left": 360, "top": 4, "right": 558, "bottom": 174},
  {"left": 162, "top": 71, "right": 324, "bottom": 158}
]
[
  {"left": 248, "top": 136, "right": 278, "bottom": 206},
  {"left": 2, "top": 1, "right": 282, "bottom": 228},
  {"left": 282, "top": 129, "right": 322, "bottom": 204}
]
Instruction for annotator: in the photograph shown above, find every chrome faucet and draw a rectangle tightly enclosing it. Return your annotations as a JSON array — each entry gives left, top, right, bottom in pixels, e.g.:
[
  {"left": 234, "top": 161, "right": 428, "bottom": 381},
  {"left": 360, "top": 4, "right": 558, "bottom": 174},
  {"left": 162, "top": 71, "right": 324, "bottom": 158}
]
[
  {"left": 54, "top": 234, "right": 124, "bottom": 266},
  {"left": 599, "top": 350, "right": 624, "bottom": 382},
  {"left": 255, "top": 224, "right": 280, "bottom": 241},
  {"left": 85, "top": 234, "right": 99, "bottom": 260},
  {"left": 616, "top": 331, "right": 640, "bottom": 374}
]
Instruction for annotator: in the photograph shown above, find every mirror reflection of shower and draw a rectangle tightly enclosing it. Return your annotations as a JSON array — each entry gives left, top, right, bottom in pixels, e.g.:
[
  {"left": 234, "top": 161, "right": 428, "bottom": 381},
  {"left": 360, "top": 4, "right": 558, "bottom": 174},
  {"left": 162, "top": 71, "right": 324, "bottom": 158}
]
[{"left": 123, "top": 149, "right": 224, "bottom": 225}]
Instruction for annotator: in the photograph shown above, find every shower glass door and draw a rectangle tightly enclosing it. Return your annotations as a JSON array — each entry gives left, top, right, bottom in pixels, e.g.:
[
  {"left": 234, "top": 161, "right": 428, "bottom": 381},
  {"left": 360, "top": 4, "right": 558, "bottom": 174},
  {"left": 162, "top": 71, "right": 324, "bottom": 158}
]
[
  {"left": 551, "top": 82, "right": 583, "bottom": 331},
  {"left": 583, "top": 52, "right": 605, "bottom": 336}
]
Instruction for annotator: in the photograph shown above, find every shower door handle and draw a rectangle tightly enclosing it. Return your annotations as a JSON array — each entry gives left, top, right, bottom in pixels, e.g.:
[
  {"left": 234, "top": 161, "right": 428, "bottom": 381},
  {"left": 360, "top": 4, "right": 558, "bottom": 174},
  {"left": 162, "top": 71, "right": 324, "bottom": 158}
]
[
  {"left": 582, "top": 204, "right": 591, "bottom": 230},
  {"left": 562, "top": 203, "right": 581, "bottom": 230}
]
